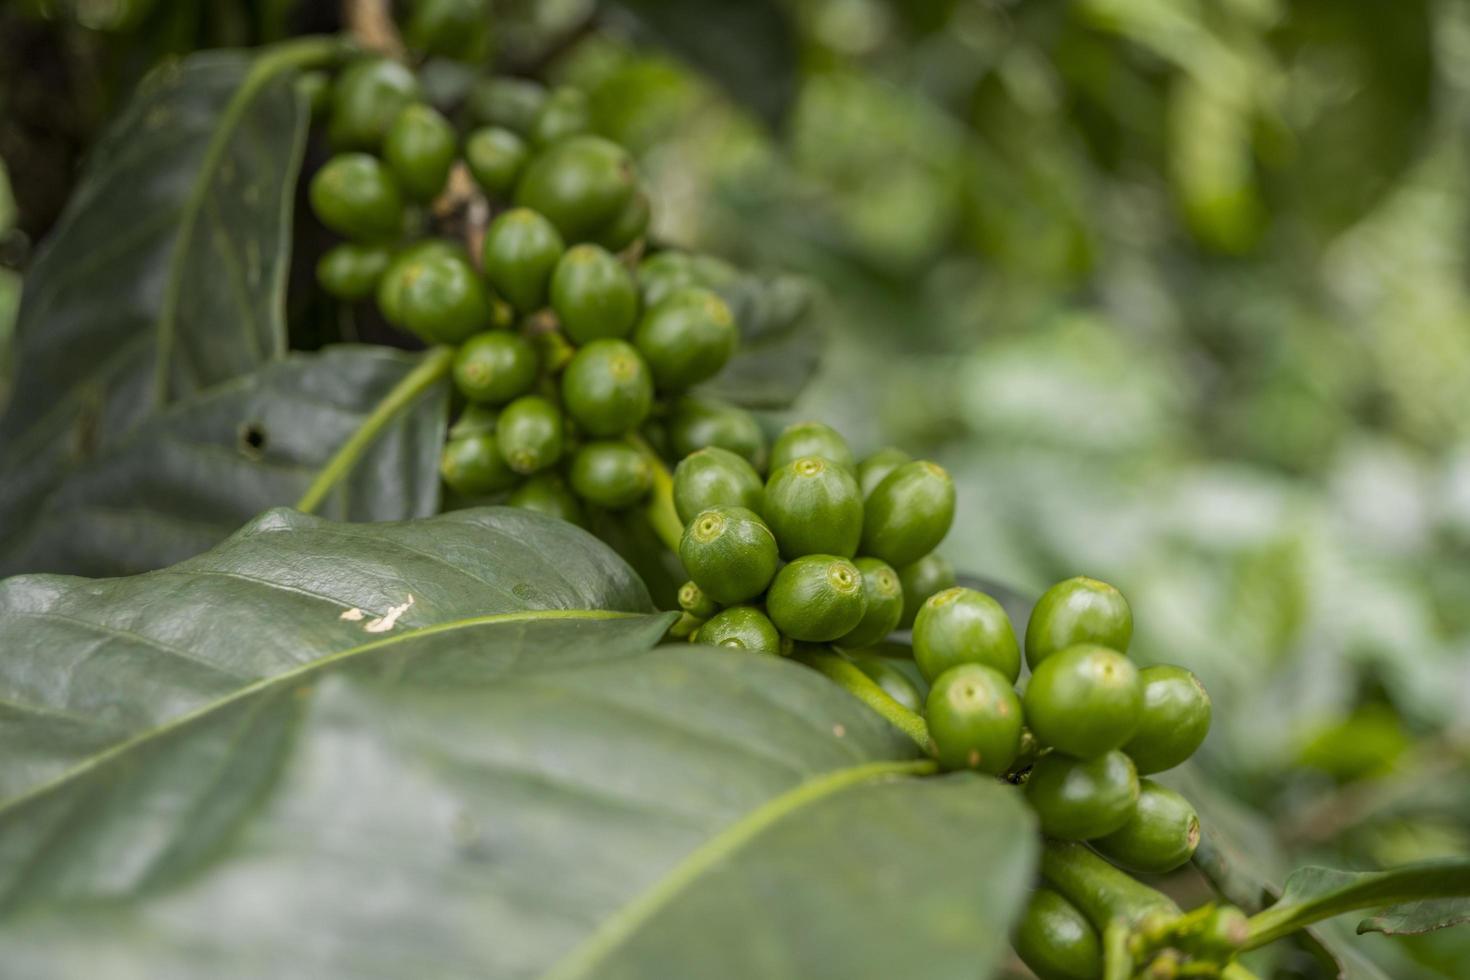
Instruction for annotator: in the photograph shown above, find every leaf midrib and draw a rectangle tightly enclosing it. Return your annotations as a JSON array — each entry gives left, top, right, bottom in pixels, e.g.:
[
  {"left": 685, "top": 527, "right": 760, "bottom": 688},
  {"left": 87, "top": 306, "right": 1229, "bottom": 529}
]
[
  {"left": 541, "top": 756, "right": 936, "bottom": 980},
  {"left": 0, "top": 608, "right": 648, "bottom": 820}
]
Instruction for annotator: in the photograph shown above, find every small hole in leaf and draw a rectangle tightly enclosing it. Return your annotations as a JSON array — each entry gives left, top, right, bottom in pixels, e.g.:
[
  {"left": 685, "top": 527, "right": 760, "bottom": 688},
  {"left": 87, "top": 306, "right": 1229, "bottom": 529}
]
[{"left": 238, "top": 422, "right": 268, "bottom": 458}]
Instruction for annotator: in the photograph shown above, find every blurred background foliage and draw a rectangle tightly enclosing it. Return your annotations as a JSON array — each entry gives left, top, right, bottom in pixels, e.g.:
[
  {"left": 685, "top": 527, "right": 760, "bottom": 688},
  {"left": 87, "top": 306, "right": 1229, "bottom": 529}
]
[{"left": 3, "top": 0, "right": 1469, "bottom": 975}]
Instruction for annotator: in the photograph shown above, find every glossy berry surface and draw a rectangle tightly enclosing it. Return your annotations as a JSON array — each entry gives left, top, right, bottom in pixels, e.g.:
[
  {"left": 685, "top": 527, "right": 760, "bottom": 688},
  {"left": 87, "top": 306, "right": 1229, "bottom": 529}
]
[
  {"left": 569, "top": 440, "right": 653, "bottom": 508},
  {"left": 837, "top": 557, "right": 904, "bottom": 649},
  {"left": 507, "top": 472, "right": 583, "bottom": 526},
  {"left": 768, "top": 421, "right": 856, "bottom": 474},
  {"left": 496, "top": 395, "right": 564, "bottom": 474},
  {"left": 382, "top": 249, "right": 492, "bottom": 344},
  {"left": 766, "top": 555, "right": 867, "bottom": 643},
  {"left": 1024, "top": 644, "right": 1142, "bottom": 759},
  {"left": 857, "top": 447, "right": 912, "bottom": 499},
  {"left": 383, "top": 103, "right": 456, "bottom": 202},
  {"left": 1025, "top": 749, "right": 1140, "bottom": 841},
  {"left": 926, "top": 663, "right": 1023, "bottom": 775},
  {"left": 453, "top": 331, "right": 538, "bottom": 405},
  {"left": 515, "top": 134, "right": 634, "bottom": 239},
  {"left": 1093, "top": 779, "right": 1200, "bottom": 874},
  {"left": 528, "top": 85, "right": 592, "bottom": 147},
  {"left": 482, "top": 208, "right": 566, "bottom": 313},
  {"left": 633, "top": 287, "right": 737, "bottom": 391},
  {"left": 1122, "top": 664, "right": 1212, "bottom": 774},
  {"left": 850, "top": 655, "right": 923, "bottom": 713},
  {"left": 328, "top": 57, "right": 420, "bottom": 150},
  {"left": 550, "top": 244, "right": 638, "bottom": 343},
  {"left": 595, "top": 188, "right": 650, "bottom": 251},
  {"left": 309, "top": 153, "right": 403, "bottom": 242},
  {"left": 912, "top": 587, "right": 1021, "bottom": 683},
  {"left": 897, "top": 553, "right": 956, "bottom": 629},
  {"left": 466, "top": 76, "right": 547, "bottom": 136},
  {"left": 861, "top": 460, "right": 956, "bottom": 567},
  {"left": 465, "top": 127, "right": 528, "bottom": 197},
  {"left": 677, "top": 580, "right": 720, "bottom": 619},
  {"left": 440, "top": 433, "right": 517, "bottom": 497},
  {"left": 1013, "top": 888, "right": 1102, "bottom": 980},
  {"left": 679, "top": 506, "right": 780, "bottom": 605},
  {"left": 316, "top": 243, "right": 391, "bottom": 301},
  {"left": 696, "top": 605, "right": 782, "bottom": 655},
  {"left": 762, "top": 456, "right": 864, "bottom": 559},
  {"left": 669, "top": 396, "right": 767, "bottom": 470},
  {"left": 560, "top": 339, "right": 653, "bottom": 437},
  {"left": 672, "top": 447, "right": 764, "bottom": 525},
  {"left": 1025, "top": 576, "right": 1133, "bottom": 670}
]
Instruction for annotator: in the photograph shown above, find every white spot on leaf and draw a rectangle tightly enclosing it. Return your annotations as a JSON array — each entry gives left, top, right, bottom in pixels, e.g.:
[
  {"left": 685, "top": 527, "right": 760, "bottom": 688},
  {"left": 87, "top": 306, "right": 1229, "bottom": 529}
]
[
  {"left": 340, "top": 608, "right": 365, "bottom": 621},
  {"left": 364, "top": 595, "right": 414, "bottom": 633}
]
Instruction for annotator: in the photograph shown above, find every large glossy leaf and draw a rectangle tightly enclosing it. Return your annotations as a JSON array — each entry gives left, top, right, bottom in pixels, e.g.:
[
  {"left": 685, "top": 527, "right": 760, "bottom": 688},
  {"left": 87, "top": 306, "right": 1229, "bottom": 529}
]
[
  {"left": 1358, "top": 898, "right": 1470, "bottom": 937},
  {"left": 0, "top": 41, "right": 335, "bottom": 567},
  {"left": 0, "top": 346, "right": 448, "bottom": 578},
  {"left": 1245, "top": 861, "right": 1470, "bottom": 949},
  {"left": 0, "top": 506, "right": 1039, "bottom": 978}
]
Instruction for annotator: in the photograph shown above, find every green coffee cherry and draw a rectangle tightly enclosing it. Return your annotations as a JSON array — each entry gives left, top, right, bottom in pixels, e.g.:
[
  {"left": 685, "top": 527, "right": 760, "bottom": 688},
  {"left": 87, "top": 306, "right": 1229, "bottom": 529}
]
[
  {"left": 1025, "top": 576, "right": 1133, "bottom": 670},
  {"left": 380, "top": 248, "right": 492, "bottom": 344},
  {"left": 560, "top": 339, "right": 653, "bottom": 437},
  {"left": 762, "top": 456, "right": 864, "bottom": 559},
  {"left": 440, "top": 433, "right": 517, "bottom": 496},
  {"left": 453, "top": 331, "right": 538, "bottom": 405},
  {"left": 528, "top": 85, "right": 592, "bottom": 146},
  {"left": 482, "top": 208, "right": 565, "bottom": 313},
  {"left": 328, "top": 57, "right": 420, "bottom": 150},
  {"left": 465, "top": 127, "right": 529, "bottom": 198},
  {"left": 672, "top": 446, "right": 763, "bottom": 525},
  {"left": 569, "top": 440, "right": 653, "bottom": 508},
  {"left": 1025, "top": 749, "right": 1140, "bottom": 840},
  {"left": 677, "top": 580, "right": 720, "bottom": 619},
  {"left": 316, "top": 243, "right": 392, "bottom": 301},
  {"left": 850, "top": 655, "right": 923, "bottom": 713},
  {"left": 697, "top": 605, "right": 782, "bottom": 655},
  {"left": 515, "top": 134, "right": 634, "bottom": 241},
  {"left": 1093, "top": 780, "right": 1200, "bottom": 874},
  {"left": 632, "top": 286, "right": 737, "bottom": 391},
  {"left": 375, "top": 240, "right": 461, "bottom": 326},
  {"left": 309, "top": 153, "right": 403, "bottom": 242},
  {"left": 912, "top": 587, "right": 1021, "bottom": 684},
  {"left": 508, "top": 472, "right": 583, "bottom": 526},
  {"left": 857, "top": 447, "right": 912, "bottom": 499},
  {"left": 837, "top": 558, "right": 904, "bottom": 649},
  {"left": 466, "top": 76, "right": 547, "bottom": 136},
  {"left": 679, "top": 505, "right": 780, "bottom": 605},
  {"left": 550, "top": 244, "right": 639, "bottom": 343},
  {"left": 403, "top": 0, "right": 491, "bottom": 61},
  {"left": 669, "top": 396, "right": 767, "bottom": 470},
  {"left": 926, "top": 663, "right": 1023, "bottom": 775},
  {"left": 496, "top": 395, "right": 563, "bottom": 474},
  {"left": 1024, "top": 644, "right": 1142, "bottom": 759},
  {"left": 596, "top": 188, "right": 651, "bottom": 252},
  {"left": 766, "top": 555, "right": 868, "bottom": 642},
  {"left": 449, "top": 404, "right": 497, "bottom": 439},
  {"left": 1013, "top": 888, "right": 1102, "bottom": 980},
  {"left": 1122, "top": 665, "right": 1212, "bottom": 774},
  {"left": 383, "top": 104, "right": 456, "bottom": 202},
  {"left": 896, "top": 553, "right": 956, "bottom": 629},
  {"left": 769, "top": 421, "right": 856, "bottom": 474},
  {"left": 861, "top": 460, "right": 955, "bottom": 567},
  {"left": 638, "top": 250, "right": 698, "bottom": 308}
]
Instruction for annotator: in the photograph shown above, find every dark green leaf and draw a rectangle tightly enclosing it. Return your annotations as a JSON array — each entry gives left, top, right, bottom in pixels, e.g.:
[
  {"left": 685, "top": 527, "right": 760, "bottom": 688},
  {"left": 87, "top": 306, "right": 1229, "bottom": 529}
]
[
  {"left": 1246, "top": 860, "right": 1470, "bottom": 949},
  {"left": 605, "top": 0, "right": 797, "bottom": 127},
  {"left": 0, "top": 346, "right": 449, "bottom": 577},
  {"left": 699, "top": 272, "right": 822, "bottom": 409},
  {"left": 0, "top": 41, "right": 336, "bottom": 565},
  {"left": 0, "top": 507, "right": 1038, "bottom": 977}
]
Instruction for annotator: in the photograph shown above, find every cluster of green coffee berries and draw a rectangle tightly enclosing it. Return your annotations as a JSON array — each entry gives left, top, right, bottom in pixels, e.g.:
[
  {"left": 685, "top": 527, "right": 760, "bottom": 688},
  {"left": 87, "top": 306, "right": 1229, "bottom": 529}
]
[
  {"left": 304, "top": 51, "right": 792, "bottom": 518},
  {"left": 671, "top": 420, "right": 957, "bottom": 655}
]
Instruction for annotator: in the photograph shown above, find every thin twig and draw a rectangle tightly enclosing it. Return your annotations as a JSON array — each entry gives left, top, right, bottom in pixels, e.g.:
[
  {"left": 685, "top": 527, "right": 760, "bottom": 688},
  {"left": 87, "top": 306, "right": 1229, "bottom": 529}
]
[{"left": 344, "top": 0, "right": 405, "bottom": 57}]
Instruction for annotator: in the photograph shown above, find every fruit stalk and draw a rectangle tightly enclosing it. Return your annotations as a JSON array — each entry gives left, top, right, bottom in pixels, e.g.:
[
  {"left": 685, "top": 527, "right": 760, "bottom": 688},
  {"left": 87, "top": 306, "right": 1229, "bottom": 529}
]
[
  {"left": 793, "top": 647, "right": 931, "bottom": 750},
  {"left": 628, "top": 431, "right": 685, "bottom": 554},
  {"left": 297, "top": 345, "right": 456, "bottom": 514}
]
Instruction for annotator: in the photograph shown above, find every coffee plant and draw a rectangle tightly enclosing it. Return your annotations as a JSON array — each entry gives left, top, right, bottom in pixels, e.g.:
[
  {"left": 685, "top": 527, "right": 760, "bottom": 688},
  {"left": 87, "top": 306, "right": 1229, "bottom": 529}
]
[{"left": 0, "top": 3, "right": 1466, "bottom": 979}]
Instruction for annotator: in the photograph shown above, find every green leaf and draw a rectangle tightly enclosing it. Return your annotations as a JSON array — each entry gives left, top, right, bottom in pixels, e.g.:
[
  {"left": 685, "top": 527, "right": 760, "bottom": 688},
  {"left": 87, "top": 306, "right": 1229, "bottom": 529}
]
[
  {"left": 0, "top": 41, "right": 337, "bottom": 566},
  {"left": 1245, "top": 860, "right": 1470, "bottom": 949},
  {"left": 0, "top": 506, "right": 1039, "bottom": 977},
  {"left": 1358, "top": 897, "right": 1470, "bottom": 937},
  {"left": 0, "top": 346, "right": 449, "bottom": 577},
  {"left": 699, "top": 271, "right": 822, "bottom": 410},
  {"left": 606, "top": 0, "right": 797, "bottom": 127}
]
